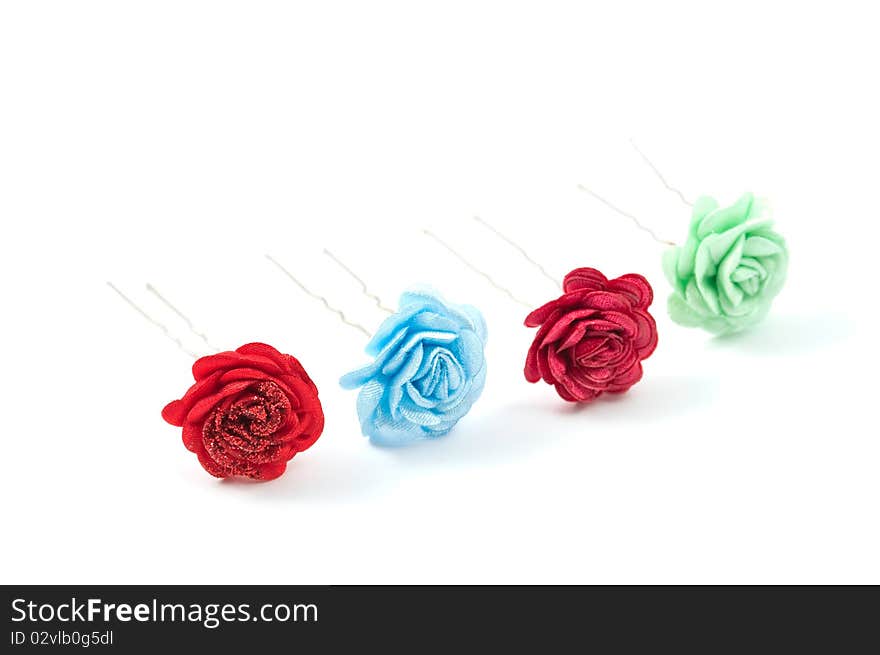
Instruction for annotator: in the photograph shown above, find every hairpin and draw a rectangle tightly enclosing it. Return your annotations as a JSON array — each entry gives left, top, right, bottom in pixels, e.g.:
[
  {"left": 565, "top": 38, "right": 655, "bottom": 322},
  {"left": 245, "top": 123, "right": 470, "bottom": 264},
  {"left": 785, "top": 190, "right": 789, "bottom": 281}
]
[
  {"left": 108, "top": 282, "right": 324, "bottom": 480},
  {"left": 267, "top": 252, "right": 488, "bottom": 446},
  {"left": 579, "top": 141, "right": 789, "bottom": 335},
  {"left": 424, "top": 225, "right": 658, "bottom": 403}
]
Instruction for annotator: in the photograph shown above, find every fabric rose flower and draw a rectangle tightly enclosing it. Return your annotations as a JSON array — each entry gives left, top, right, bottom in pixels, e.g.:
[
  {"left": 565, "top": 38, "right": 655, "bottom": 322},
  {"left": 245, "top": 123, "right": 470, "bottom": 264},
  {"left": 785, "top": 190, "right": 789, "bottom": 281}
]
[
  {"left": 162, "top": 343, "right": 324, "bottom": 480},
  {"left": 340, "top": 289, "right": 488, "bottom": 446},
  {"left": 524, "top": 268, "right": 658, "bottom": 402},
  {"left": 663, "top": 192, "right": 788, "bottom": 335}
]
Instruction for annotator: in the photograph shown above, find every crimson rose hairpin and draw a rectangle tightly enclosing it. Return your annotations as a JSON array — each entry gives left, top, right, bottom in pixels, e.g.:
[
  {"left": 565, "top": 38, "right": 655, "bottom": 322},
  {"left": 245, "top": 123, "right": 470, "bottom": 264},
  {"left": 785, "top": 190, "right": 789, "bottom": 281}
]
[
  {"left": 108, "top": 282, "right": 324, "bottom": 480},
  {"left": 578, "top": 141, "right": 789, "bottom": 335},
  {"left": 266, "top": 252, "right": 488, "bottom": 447},
  {"left": 424, "top": 226, "right": 658, "bottom": 403}
]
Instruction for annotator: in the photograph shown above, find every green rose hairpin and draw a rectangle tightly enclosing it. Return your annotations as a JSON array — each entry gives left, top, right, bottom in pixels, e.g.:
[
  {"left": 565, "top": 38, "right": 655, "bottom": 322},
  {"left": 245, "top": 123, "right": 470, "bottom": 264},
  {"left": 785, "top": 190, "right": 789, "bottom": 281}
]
[
  {"left": 579, "top": 141, "right": 789, "bottom": 336},
  {"left": 661, "top": 193, "right": 788, "bottom": 334}
]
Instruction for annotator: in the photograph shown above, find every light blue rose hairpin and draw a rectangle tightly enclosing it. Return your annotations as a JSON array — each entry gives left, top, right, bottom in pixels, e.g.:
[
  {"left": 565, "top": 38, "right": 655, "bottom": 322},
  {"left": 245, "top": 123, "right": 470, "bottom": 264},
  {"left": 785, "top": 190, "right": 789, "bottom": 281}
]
[
  {"left": 267, "top": 252, "right": 488, "bottom": 446},
  {"left": 340, "top": 288, "right": 488, "bottom": 446}
]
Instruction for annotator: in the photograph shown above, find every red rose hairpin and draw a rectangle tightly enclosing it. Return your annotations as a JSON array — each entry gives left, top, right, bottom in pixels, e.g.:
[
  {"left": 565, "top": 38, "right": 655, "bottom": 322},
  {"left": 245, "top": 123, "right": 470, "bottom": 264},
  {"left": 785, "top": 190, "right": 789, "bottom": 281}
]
[
  {"left": 522, "top": 268, "right": 657, "bottom": 402},
  {"left": 108, "top": 283, "right": 324, "bottom": 480},
  {"left": 425, "top": 223, "right": 658, "bottom": 403}
]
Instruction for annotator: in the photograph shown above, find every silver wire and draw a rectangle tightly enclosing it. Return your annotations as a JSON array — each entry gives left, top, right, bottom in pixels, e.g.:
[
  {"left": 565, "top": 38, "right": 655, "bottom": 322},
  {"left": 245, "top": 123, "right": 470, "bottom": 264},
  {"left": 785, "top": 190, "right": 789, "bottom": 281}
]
[
  {"left": 322, "top": 249, "right": 394, "bottom": 314},
  {"left": 265, "top": 254, "right": 372, "bottom": 338},
  {"left": 422, "top": 229, "right": 533, "bottom": 309},
  {"left": 472, "top": 215, "right": 562, "bottom": 290},
  {"left": 629, "top": 138, "right": 693, "bottom": 208},
  {"left": 577, "top": 184, "right": 677, "bottom": 247},
  {"left": 107, "top": 281, "right": 200, "bottom": 359},
  {"left": 145, "top": 283, "right": 220, "bottom": 352}
]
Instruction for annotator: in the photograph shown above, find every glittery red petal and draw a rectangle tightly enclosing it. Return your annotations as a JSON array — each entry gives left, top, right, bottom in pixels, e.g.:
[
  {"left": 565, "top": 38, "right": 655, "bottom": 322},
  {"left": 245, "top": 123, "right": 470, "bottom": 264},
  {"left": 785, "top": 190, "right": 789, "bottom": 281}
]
[
  {"left": 254, "top": 460, "right": 288, "bottom": 481},
  {"left": 196, "top": 449, "right": 232, "bottom": 478},
  {"left": 181, "top": 420, "right": 205, "bottom": 453}
]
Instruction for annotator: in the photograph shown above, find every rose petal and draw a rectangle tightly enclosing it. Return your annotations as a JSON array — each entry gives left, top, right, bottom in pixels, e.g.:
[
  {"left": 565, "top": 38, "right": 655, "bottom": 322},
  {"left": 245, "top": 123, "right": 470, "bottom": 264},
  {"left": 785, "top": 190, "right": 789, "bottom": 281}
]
[
  {"left": 340, "top": 328, "right": 409, "bottom": 389},
  {"left": 196, "top": 449, "right": 231, "bottom": 478},
  {"left": 696, "top": 193, "right": 753, "bottom": 238},
  {"left": 525, "top": 297, "right": 565, "bottom": 328},
  {"left": 607, "top": 360, "right": 643, "bottom": 392},
  {"left": 381, "top": 331, "right": 456, "bottom": 376},
  {"left": 609, "top": 273, "right": 653, "bottom": 309},
  {"left": 556, "top": 321, "right": 590, "bottom": 351},
  {"left": 162, "top": 370, "right": 226, "bottom": 426},
  {"left": 161, "top": 399, "right": 187, "bottom": 426},
  {"left": 743, "top": 234, "right": 783, "bottom": 257},
  {"left": 405, "top": 382, "right": 439, "bottom": 409},
  {"left": 562, "top": 267, "right": 609, "bottom": 293},
  {"left": 524, "top": 341, "right": 542, "bottom": 383},
  {"left": 541, "top": 309, "right": 600, "bottom": 347},
  {"left": 537, "top": 346, "right": 554, "bottom": 384},
  {"left": 192, "top": 349, "right": 284, "bottom": 381},
  {"left": 572, "top": 336, "right": 609, "bottom": 361},
  {"left": 631, "top": 310, "right": 658, "bottom": 357},
  {"left": 235, "top": 342, "right": 287, "bottom": 366},
  {"left": 547, "top": 348, "right": 569, "bottom": 382},
  {"left": 717, "top": 233, "right": 746, "bottom": 307},
  {"left": 579, "top": 291, "right": 633, "bottom": 312},
  {"left": 554, "top": 382, "right": 586, "bottom": 402},
  {"left": 181, "top": 420, "right": 204, "bottom": 453},
  {"left": 595, "top": 310, "right": 639, "bottom": 336},
  {"left": 186, "top": 379, "right": 256, "bottom": 424}
]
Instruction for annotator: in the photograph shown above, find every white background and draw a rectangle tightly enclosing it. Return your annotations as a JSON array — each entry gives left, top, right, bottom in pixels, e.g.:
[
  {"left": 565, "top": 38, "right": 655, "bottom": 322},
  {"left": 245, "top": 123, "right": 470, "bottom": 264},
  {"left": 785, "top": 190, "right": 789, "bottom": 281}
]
[{"left": 1, "top": 1, "right": 877, "bottom": 584}]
